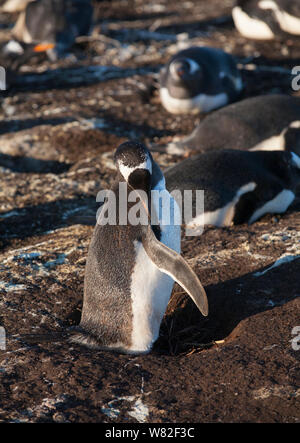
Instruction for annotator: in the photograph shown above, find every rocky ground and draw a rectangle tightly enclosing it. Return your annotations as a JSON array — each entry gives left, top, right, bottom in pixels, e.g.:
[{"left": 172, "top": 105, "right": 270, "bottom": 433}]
[{"left": 0, "top": 0, "right": 299, "bottom": 423}]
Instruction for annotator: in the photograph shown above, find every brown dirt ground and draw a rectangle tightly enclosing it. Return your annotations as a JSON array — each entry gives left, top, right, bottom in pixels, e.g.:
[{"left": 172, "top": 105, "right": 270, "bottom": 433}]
[{"left": 0, "top": 0, "right": 299, "bottom": 423}]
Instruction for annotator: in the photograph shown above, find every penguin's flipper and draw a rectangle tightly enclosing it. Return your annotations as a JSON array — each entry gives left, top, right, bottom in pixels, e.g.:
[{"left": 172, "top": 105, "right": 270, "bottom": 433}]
[{"left": 142, "top": 224, "right": 208, "bottom": 316}]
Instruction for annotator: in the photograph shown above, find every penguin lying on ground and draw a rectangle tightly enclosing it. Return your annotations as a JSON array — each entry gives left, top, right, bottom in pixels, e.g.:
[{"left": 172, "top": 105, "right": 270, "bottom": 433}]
[
  {"left": 232, "top": 0, "right": 300, "bottom": 39},
  {"left": 165, "top": 149, "right": 300, "bottom": 229},
  {"left": 153, "top": 94, "right": 300, "bottom": 156},
  {"left": 159, "top": 46, "right": 243, "bottom": 114},
  {"left": 4, "top": 0, "right": 93, "bottom": 59},
  {"left": 69, "top": 141, "right": 208, "bottom": 354}
]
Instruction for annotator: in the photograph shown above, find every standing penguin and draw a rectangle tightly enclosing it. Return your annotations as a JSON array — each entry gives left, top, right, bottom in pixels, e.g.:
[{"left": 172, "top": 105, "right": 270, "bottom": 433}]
[
  {"left": 165, "top": 149, "right": 300, "bottom": 228},
  {"left": 6, "top": 0, "right": 93, "bottom": 58},
  {"left": 70, "top": 141, "right": 208, "bottom": 354},
  {"left": 159, "top": 46, "right": 243, "bottom": 115},
  {"left": 153, "top": 94, "right": 300, "bottom": 155},
  {"left": 232, "top": 0, "right": 300, "bottom": 39}
]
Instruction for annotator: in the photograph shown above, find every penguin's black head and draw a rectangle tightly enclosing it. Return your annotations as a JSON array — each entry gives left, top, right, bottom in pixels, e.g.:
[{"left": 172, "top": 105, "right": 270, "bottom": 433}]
[
  {"left": 114, "top": 140, "right": 153, "bottom": 192},
  {"left": 169, "top": 57, "right": 202, "bottom": 84}
]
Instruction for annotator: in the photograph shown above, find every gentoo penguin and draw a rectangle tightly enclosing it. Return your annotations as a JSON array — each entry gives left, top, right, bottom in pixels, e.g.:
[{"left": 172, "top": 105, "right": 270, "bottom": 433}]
[
  {"left": 154, "top": 94, "right": 300, "bottom": 156},
  {"left": 70, "top": 141, "right": 208, "bottom": 354},
  {"left": 159, "top": 46, "right": 243, "bottom": 115},
  {"left": 232, "top": 0, "right": 300, "bottom": 39},
  {"left": 165, "top": 149, "right": 300, "bottom": 229},
  {"left": 5, "top": 0, "right": 93, "bottom": 58}
]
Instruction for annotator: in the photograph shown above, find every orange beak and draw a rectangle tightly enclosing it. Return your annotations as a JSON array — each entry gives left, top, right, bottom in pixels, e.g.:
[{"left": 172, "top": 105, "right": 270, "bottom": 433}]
[{"left": 33, "top": 43, "right": 55, "bottom": 53}]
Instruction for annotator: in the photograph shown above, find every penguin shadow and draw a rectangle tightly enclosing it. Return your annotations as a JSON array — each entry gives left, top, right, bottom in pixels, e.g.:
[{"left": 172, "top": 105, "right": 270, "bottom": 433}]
[
  {"left": 81, "top": 110, "right": 175, "bottom": 140},
  {"left": 0, "top": 117, "right": 76, "bottom": 136},
  {"left": 95, "top": 10, "right": 176, "bottom": 23},
  {"left": 6, "top": 63, "right": 159, "bottom": 93},
  {"left": 154, "top": 15, "right": 234, "bottom": 36},
  {"left": 155, "top": 256, "right": 299, "bottom": 356},
  {"left": 0, "top": 152, "right": 71, "bottom": 173},
  {"left": 238, "top": 55, "right": 300, "bottom": 98},
  {"left": 0, "top": 197, "right": 97, "bottom": 250},
  {"left": 62, "top": 233, "right": 300, "bottom": 357}
]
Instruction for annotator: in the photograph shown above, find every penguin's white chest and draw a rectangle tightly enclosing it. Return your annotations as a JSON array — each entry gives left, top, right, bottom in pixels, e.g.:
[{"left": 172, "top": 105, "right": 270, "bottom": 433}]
[
  {"left": 129, "top": 210, "right": 180, "bottom": 353},
  {"left": 160, "top": 87, "right": 228, "bottom": 114},
  {"left": 232, "top": 6, "right": 275, "bottom": 39},
  {"left": 258, "top": 1, "right": 300, "bottom": 35}
]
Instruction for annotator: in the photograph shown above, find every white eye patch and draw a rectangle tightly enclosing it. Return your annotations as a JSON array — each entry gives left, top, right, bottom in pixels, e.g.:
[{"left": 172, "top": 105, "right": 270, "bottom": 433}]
[
  {"left": 289, "top": 120, "right": 300, "bottom": 129},
  {"left": 258, "top": 1, "right": 278, "bottom": 10},
  {"left": 118, "top": 157, "right": 152, "bottom": 181},
  {"left": 170, "top": 58, "right": 201, "bottom": 76},
  {"left": 185, "top": 58, "right": 201, "bottom": 74}
]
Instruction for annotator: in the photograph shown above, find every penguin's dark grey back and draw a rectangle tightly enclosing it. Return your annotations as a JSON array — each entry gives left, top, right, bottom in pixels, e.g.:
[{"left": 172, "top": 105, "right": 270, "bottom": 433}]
[
  {"left": 165, "top": 149, "right": 264, "bottom": 211},
  {"left": 165, "top": 95, "right": 300, "bottom": 154},
  {"left": 165, "top": 149, "right": 300, "bottom": 224},
  {"left": 81, "top": 179, "right": 146, "bottom": 349}
]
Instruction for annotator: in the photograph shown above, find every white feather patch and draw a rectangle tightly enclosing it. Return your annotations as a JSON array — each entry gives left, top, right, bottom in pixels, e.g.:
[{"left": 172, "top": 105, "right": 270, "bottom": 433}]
[
  {"left": 1, "top": 0, "right": 31, "bottom": 12},
  {"left": 250, "top": 134, "right": 286, "bottom": 151},
  {"left": 232, "top": 6, "right": 275, "bottom": 39},
  {"left": 250, "top": 121, "right": 300, "bottom": 152},
  {"left": 160, "top": 87, "right": 228, "bottom": 114},
  {"left": 129, "top": 177, "right": 180, "bottom": 353},
  {"left": 248, "top": 189, "right": 295, "bottom": 224},
  {"left": 187, "top": 182, "right": 257, "bottom": 228},
  {"left": 3, "top": 40, "right": 24, "bottom": 55},
  {"left": 259, "top": 0, "right": 300, "bottom": 35},
  {"left": 129, "top": 240, "right": 175, "bottom": 353},
  {"left": 118, "top": 157, "right": 152, "bottom": 181}
]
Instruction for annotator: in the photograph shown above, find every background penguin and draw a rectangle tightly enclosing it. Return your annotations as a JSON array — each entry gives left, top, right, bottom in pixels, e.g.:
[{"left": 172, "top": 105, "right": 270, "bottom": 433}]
[
  {"left": 70, "top": 141, "right": 208, "bottom": 355},
  {"left": 154, "top": 94, "right": 300, "bottom": 156},
  {"left": 232, "top": 0, "right": 300, "bottom": 39},
  {"left": 4, "top": 0, "right": 93, "bottom": 59},
  {"left": 165, "top": 149, "right": 300, "bottom": 228},
  {"left": 159, "top": 46, "right": 243, "bottom": 115}
]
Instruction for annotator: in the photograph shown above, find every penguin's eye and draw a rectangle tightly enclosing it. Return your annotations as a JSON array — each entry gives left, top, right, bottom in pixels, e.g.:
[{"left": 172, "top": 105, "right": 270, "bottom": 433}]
[
  {"left": 179, "top": 60, "right": 190, "bottom": 73},
  {"left": 170, "top": 60, "right": 189, "bottom": 77}
]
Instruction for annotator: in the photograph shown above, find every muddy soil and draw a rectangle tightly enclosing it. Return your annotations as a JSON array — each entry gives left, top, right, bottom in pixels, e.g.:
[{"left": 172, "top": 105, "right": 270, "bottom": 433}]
[{"left": 0, "top": 0, "right": 299, "bottom": 423}]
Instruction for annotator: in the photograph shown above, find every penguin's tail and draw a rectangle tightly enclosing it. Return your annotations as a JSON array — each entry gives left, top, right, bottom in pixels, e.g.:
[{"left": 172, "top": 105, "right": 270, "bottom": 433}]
[
  {"left": 69, "top": 327, "right": 137, "bottom": 354},
  {"left": 10, "top": 328, "right": 105, "bottom": 349},
  {"left": 9, "top": 330, "right": 68, "bottom": 345},
  {"left": 68, "top": 327, "right": 102, "bottom": 349}
]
